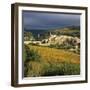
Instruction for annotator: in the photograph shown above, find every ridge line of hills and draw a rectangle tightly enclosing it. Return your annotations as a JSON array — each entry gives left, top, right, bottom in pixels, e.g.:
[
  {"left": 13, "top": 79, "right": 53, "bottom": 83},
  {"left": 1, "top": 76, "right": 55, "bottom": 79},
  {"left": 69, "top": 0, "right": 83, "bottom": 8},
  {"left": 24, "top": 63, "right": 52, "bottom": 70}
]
[{"left": 24, "top": 25, "right": 80, "bottom": 41}]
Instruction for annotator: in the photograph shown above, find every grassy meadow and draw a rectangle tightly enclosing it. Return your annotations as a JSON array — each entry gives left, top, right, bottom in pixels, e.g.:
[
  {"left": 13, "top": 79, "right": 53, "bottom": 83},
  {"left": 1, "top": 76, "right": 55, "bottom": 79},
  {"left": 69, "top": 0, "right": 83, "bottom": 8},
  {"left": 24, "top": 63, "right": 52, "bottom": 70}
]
[{"left": 24, "top": 44, "right": 80, "bottom": 77}]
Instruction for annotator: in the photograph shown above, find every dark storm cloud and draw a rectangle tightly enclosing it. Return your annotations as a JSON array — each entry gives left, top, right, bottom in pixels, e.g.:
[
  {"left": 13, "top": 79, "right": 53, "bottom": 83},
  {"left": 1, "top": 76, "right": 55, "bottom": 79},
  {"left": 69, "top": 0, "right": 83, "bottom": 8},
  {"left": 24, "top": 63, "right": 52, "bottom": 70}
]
[{"left": 23, "top": 11, "right": 80, "bottom": 30}]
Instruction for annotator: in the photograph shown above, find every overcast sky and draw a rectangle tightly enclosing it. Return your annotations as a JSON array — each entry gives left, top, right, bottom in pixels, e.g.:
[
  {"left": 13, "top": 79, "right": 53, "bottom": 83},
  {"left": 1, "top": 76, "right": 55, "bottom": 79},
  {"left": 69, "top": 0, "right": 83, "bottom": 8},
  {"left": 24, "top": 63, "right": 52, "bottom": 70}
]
[{"left": 23, "top": 11, "right": 80, "bottom": 30}]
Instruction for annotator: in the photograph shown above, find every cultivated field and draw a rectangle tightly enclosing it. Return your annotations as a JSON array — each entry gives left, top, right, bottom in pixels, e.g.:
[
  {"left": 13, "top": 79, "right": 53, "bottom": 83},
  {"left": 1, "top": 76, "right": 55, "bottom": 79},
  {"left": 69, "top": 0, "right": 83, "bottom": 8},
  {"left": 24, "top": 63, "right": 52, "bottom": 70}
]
[{"left": 24, "top": 44, "right": 80, "bottom": 77}]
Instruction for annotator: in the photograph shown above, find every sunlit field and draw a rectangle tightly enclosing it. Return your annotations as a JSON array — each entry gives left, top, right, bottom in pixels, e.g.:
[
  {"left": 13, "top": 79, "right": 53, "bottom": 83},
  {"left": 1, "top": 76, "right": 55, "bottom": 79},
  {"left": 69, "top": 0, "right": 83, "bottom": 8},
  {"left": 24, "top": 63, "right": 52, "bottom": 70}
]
[{"left": 24, "top": 44, "right": 80, "bottom": 77}]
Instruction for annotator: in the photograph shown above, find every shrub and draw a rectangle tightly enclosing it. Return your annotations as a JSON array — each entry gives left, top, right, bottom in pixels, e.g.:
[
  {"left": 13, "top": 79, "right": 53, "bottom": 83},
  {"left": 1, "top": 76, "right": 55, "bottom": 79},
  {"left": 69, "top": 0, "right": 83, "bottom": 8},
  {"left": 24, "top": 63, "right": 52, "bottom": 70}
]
[
  {"left": 25, "top": 61, "right": 80, "bottom": 77},
  {"left": 42, "top": 62, "right": 80, "bottom": 76},
  {"left": 24, "top": 45, "right": 41, "bottom": 77},
  {"left": 24, "top": 45, "right": 41, "bottom": 62},
  {"left": 49, "top": 44, "right": 75, "bottom": 49}
]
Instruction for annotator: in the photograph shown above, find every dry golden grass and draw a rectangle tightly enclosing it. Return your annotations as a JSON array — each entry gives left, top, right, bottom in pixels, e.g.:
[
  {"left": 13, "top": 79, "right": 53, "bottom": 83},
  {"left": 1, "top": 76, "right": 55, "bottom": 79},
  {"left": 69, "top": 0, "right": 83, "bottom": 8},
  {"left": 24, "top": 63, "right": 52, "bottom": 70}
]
[{"left": 28, "top": 45, "right": 80, "bottom": 64}]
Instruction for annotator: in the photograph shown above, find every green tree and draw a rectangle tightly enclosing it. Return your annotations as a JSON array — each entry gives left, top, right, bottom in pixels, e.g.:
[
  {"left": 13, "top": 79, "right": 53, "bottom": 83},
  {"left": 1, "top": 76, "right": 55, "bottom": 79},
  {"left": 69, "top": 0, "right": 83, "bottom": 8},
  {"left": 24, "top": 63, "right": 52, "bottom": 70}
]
[{"left": 24, "top": 31, "right": 35, "bottom": 41}]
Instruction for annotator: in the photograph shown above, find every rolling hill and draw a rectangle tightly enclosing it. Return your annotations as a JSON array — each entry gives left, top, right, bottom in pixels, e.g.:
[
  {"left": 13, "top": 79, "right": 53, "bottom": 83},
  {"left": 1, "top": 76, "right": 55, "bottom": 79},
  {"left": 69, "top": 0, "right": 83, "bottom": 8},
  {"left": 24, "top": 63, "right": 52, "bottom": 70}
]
[{"left": 24, "top": 26, "right": 80, "bottom": 41}]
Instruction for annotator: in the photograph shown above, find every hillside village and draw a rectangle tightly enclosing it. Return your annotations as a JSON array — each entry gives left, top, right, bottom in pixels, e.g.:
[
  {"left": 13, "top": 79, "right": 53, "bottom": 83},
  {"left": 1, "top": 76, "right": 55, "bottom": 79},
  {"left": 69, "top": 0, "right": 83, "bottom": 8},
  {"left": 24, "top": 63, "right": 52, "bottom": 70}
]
[{"left": 24, "top": 33, "right": 80, "bottom": 54}]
